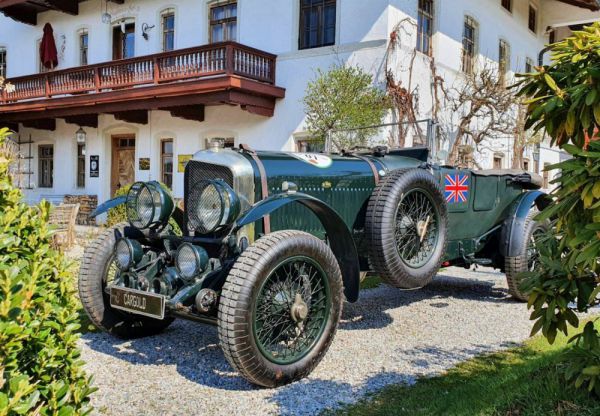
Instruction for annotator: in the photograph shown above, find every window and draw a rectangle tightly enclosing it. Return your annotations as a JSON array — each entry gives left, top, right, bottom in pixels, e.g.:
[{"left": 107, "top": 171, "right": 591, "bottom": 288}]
[
  {"left": 77, "top": 144, "right": 85, "bottom": 188},
  {"left": 299, "top": 0, "right": 336, "bottom": 50},
  {"left": 296, "top": 138, "right": 324, "bottom": 153},
  {"left": 549, "top": 30, "right": 556, "bottom": 44},
  {"left": 210, "top": 1, "right": 237, "bottom": 43},
  {"left": 528, "top": 4, "right": 537, "bottom": 33},
  {"left": 0, "top": 47, "right": 6, "bottom": 78},
  {"left": 38, "top": 144, "right": 53, "bottom": 188},
  {"left": 113, "top": 21, "right": 135, "bottom": 60},
  {"left": 523, "top": 159, "right": 530, "bottom": 171},
  {"left": 162, "top": 9, "right": 175, "bottom": 51},
  {"left": 417, "top": 0, "right": 434, "bottom": 56},
  {"left": 161, "top": 139, "right": 173, "bottom": 189},
  {"left": 79, "top": 29, "right": 88, "bottom": 66},
  {"left": 525, "top": 57, "right": 534, "bottom": 73},
  {"left": 462, "top": 16, "right": 477, "bottom": 74},
  {"left": 493, "top": 155, "right": 503, "bottom": 169},
  {"left": 501, "top": 0, "right": 512, "bottom": 12},
  {"left": 499, "top": 39, "right": 510, "bottom": 83}
]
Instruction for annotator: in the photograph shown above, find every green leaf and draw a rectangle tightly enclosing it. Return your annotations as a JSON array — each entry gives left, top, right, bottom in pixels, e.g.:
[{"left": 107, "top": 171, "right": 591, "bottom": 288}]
[
  {"left": 594, "top": 103, "right": 600, "bottom": 125},
  {"left": 586, "top": 88, "right": 598, "bottom": 105},
  {"left": 544, "top": 73, "right": 560, "bottom": 92}
]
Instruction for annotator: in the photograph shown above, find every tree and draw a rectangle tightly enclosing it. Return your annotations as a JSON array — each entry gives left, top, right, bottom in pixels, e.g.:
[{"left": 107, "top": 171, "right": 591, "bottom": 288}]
[
  {"left": 517, "top": 22, "right": 600, "bottom": 394},
  {"left": 447, "top": 64, "right": 517, "bottom": 167},
  {"left": 303, "top": 64, "right": 389, "bottom": 152}
]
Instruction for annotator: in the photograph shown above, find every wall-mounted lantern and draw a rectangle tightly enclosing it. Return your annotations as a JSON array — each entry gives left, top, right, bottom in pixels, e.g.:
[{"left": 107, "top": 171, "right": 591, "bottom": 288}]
[{"left": 76, "top": 127, "right": 87, "bottom": 144}]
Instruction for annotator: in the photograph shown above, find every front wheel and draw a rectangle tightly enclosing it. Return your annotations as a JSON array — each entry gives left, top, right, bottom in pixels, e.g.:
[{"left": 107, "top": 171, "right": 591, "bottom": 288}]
[
  {"left": 78, "top": 224, "right": 174, "bottom": 338},
  {"left": 218, "top": 230, "right": 343, "bottom": 387}
]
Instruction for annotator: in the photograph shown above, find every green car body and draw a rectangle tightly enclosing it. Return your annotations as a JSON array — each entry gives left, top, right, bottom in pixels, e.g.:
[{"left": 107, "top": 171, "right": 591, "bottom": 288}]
[{"left": 82, "top": 145, "right": 547, "bottom": 387}]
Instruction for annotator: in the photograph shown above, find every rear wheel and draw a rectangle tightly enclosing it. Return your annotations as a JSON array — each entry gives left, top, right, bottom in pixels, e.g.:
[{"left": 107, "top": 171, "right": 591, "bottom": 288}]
[
  {"left": 218, "top": 231, "right": 343, "bottom": 387},
  {"left": 78, "top": 224, "right": 173, "bottom": 338},
  {"left": 366, "top": 169, "right": 448, "bottom": 289},
  {"left": 505, "top": 212, "right": 549, "bottom": 301}
]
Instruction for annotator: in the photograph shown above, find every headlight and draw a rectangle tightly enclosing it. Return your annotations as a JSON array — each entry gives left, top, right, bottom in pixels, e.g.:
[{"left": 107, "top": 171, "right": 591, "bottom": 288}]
[
  {"left": 126, "top": 181, "right": 174, "bottom": 229},
  {"left": 187, "top": 180, "right": 240, "bottom": 234},
  {"left": 175, "top": 243, "right": 209, "bottom": 280},
  {"left": 114, "top": 238, "right": 143, "bottom": 271}
]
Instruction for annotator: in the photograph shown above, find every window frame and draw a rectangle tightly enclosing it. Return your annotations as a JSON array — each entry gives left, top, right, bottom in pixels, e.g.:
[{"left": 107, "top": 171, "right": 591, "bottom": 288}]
[
  {"left": 38, "top": 144, "right": 54, "bottom": 188},
  {"left": 298, "top": 0, "right": 337, "bottom": 50},
  {"left": 416, "top": 0, "right": 434, "bottom": 56},
  {"left": 161, "top": 8, "right": 175, "bottom": 52},
  {"left": 160, "top": 138, "right": 174, "bottom": 189},
  {"left": 77, "top": 143, "right": 85, "bottom": 188},
  {"left": 78, "top": 29, "right": 89, "bottom": 66},
  {"left": 462, "top": 16, "right": 478, "bottom": 74},
  {"left": 528, "top": 4, "right": 538, "bottom": 34},
  {"left": 112, "top": 19, "right": 136, "bottom": 60},
  {"left": 501, "top": 0, "right": 512, "bottom": 12},
  {"left": 209, "top": 1, "right": 238, "bottom": 43},
  {"left": 0, "top": 47, "right": 6, "bottom": 78}
]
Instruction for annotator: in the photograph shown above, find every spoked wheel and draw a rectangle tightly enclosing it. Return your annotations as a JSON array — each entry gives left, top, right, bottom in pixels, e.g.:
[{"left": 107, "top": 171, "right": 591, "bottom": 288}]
[
  {"left": 254, "top": 256, "right": 331, "bottom": 365},
  {"left": 366, "top": 169, "right": 448, "bottom": 289},
  {"left": 394, "top": 188, "right": 440, "bottom": 269},
  {"left": 218, "top": 231, "right": 343, "bottom": 387},
  {"left": 79, "top": 224, "right": 173, "bottom": 338},
  {"left": 505, "top": 211, "right": 550, "bottom": 301}
]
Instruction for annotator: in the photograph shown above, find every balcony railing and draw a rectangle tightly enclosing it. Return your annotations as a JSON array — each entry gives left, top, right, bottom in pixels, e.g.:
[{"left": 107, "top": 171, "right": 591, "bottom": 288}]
[{"left": 1, "top": 42, "right": 276, "bottom": 104}]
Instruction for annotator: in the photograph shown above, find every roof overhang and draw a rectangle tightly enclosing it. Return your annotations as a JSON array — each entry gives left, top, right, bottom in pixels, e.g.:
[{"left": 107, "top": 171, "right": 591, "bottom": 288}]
[
  {"left": 0, "top": 0, "right": 123, "bottom": 25},
  {"left": 556, "top": 0, "right": 600, "bottom": 11}
]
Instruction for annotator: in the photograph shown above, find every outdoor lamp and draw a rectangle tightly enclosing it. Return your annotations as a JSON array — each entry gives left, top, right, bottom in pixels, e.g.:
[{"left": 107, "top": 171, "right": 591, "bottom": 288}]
[{"left": 76, "top": 127, "right": 87, "bottom": 143}]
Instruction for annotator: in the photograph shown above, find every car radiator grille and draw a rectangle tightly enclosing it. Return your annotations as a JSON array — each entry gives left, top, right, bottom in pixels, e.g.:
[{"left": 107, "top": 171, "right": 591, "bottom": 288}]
[{"left": 184, "top": 160, "right": 234, "bottom": 234}]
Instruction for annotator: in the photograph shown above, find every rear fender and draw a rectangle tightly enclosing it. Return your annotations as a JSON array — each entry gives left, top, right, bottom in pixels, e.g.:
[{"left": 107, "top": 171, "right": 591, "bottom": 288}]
[
  {"left": 234, "top": 192, "right": 361, "bottom": 303},
  {"left": 500, "top": 190, "right": 549, "bottom": 257}
]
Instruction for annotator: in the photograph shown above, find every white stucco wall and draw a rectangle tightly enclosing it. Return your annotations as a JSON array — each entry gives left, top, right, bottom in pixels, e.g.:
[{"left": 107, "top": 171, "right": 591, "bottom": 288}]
[{"left": 0, "top": 0, "right": 597, "bottom": 205}]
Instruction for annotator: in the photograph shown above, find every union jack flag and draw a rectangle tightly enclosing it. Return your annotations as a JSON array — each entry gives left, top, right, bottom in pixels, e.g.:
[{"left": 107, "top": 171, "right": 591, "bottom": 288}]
[{"left": 444, "top": 174, "right": 469, "bottom": 203}]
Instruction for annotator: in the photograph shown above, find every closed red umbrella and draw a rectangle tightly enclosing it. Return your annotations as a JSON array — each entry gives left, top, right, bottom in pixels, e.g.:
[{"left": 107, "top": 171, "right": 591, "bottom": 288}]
[{"left": 40, "top": 23, "right": 58, "bottom": 70}]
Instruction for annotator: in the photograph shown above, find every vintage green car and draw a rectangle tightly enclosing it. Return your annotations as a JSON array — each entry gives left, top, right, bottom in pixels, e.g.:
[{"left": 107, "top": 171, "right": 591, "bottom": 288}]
[{"left": 81, "top": 144, "right": 548, "bottom": 387}]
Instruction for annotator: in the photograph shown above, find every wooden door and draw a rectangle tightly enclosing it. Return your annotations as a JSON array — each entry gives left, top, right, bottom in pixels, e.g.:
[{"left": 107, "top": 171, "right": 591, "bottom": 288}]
[{"left": 111, "top": 135, "right": 136, "bottom": 196}]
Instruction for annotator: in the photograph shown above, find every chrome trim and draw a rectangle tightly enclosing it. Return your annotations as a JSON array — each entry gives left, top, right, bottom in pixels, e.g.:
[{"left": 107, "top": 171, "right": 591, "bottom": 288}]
[{"left": 190, "top": 148, "right": 256, "bottom": 241}]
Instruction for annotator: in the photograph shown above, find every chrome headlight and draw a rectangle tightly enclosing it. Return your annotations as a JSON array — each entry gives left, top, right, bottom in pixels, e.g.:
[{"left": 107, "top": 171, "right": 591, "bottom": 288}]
[
  {"left": 126, "top": 181, "right": 174, "bottom": 229},
  {"left": 175, "top": 243, "right": 209, "bottom": 280},
  {"left": 114, "top": 238, "right": 143, "bottom": 271},
  {"left": 187, "top": 180, "right": 240, "bottom": 234}
]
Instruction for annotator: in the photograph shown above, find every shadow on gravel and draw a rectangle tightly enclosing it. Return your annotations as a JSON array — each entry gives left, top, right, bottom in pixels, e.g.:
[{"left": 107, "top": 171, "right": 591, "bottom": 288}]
[
  {"left": 340, "top": 272, "right": 517, "bottom": 331},
  {"left": 81, "top": 269, "right": 522, "bottom": 397}
]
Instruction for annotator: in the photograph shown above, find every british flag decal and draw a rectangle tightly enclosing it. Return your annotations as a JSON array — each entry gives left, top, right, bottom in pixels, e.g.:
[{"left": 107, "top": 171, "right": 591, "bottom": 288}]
[{"left": 444, "top": 174, "right": 469, "bottom": 203}]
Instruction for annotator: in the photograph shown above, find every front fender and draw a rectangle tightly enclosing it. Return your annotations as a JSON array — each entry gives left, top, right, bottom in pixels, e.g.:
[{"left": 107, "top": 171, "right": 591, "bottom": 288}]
[
  {"left": 500, "top": 190, "right": 549, "bottom": 257},
  {"left": 234, "top": 192, "right": 361, "bottom": 303},
  {"left": 89, "top": 196, "right": 126, "bottom": 218}
]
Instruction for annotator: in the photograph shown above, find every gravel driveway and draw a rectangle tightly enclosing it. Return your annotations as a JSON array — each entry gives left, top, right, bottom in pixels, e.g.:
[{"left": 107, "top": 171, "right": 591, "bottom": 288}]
[{"left": 80, "top": 267, "right": 535, "bottom": 415}]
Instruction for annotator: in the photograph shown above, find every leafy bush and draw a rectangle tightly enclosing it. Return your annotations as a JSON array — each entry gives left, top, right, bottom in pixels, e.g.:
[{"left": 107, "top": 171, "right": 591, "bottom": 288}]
[
  {"left": 517, "top": 23, "right": 600, "bottom": 394},
  {"left": 0, "top": 128, "right": 95, "bottom": 414},
  {"left": 303, "top": 64, "right": 390, "bottom": 152},
  {"left": 107, "top": 182, "right": 181, "bottom": 235}
]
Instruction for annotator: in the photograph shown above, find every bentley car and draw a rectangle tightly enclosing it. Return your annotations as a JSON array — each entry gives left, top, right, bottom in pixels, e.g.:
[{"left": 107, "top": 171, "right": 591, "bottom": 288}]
[{"left": 80, "top": 144, "right": 548, "bottom": 387}]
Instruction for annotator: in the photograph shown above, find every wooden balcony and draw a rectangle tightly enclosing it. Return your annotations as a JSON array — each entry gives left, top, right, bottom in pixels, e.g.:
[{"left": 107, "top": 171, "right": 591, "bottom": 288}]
[
  {"left": 0, "top": 0, "right": 123, "bottom": 25},
  {"left": 0, "top": 42, "right": 285, "bottom": 130}
]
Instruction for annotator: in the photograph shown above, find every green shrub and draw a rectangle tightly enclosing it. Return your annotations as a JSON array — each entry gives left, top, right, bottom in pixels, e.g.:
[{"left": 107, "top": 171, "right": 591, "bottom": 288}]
[
  {"left": 0, "top": 128, "right": 95, "bottom": 415},
  {"left": 517, "top": 22, "right": 600, "bottom": 395},
  {"left": 107, "top": 182, "right": 181, "bottom": 235}
]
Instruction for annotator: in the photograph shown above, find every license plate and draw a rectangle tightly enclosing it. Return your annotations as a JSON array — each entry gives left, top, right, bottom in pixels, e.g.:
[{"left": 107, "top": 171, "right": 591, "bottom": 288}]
[{"left": 110, "top": 286, "right": 165, "bottom": 320}]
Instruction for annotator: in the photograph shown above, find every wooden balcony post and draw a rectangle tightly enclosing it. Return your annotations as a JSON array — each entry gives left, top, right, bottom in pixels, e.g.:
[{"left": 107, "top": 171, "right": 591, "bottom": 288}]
[
  {"left": 226, "top": 44, "right": 234, "bottom": 75},
  {"left": 270, "top": 57, "right": 276, "bottom": 85},
  {"left": 45, "top": 74, "right": 50, "bottom": 98},
  {"left": 153, "top": 56, "right": 160, "bottom": 84},
  {"left": 1, "top": 87, "right": 6, "bottom": 103},
  {"left": 94, "top": 67, "right": 100, "bottom": 92}
]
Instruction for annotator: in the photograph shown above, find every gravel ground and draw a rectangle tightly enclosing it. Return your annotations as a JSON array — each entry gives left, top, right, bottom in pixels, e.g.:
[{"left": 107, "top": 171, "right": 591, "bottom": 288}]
[{"left": 80, "top": 267, "right": 535, "bottom": 416}]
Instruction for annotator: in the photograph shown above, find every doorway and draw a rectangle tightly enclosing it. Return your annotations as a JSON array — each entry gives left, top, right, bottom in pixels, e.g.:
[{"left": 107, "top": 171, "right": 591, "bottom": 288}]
[
  {"left": 113, "top": 21, "right": 135, "bottom": 60},
  {"left": 111, "top": 135, "right": 136, "bottom": 196}
]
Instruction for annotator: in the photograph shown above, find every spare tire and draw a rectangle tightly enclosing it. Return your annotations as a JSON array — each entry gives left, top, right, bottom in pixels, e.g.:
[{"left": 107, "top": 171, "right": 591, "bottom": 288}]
[{"left": 365, "top": 169, "right": 448, "bottom": 289}]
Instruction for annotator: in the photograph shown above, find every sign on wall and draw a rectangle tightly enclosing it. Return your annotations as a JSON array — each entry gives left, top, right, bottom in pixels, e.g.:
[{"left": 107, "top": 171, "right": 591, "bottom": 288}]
[
  {"left": 90, "top": 155, "right": 99, "bottom": 178},
  {"left": 139, "top": 158, "right": 150, "bottom": 171},
  {"left": 178, "top": 154, "right": 192, "bottom": 173}
]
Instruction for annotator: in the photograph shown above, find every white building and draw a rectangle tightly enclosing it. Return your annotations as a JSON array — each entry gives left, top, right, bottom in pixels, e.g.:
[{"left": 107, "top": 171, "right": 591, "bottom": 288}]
[{"left": 0, "top": 0, "right": 597, "bottom": 216}]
